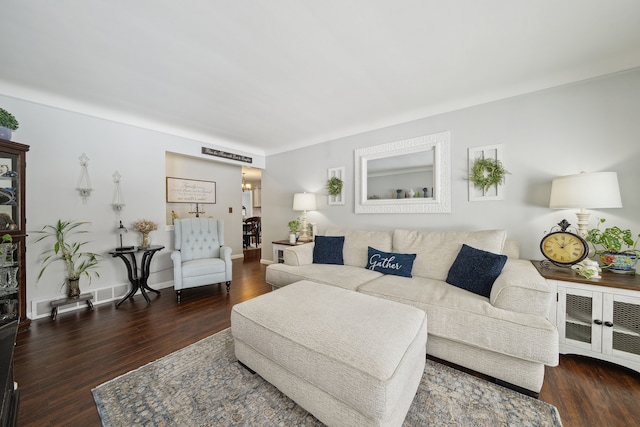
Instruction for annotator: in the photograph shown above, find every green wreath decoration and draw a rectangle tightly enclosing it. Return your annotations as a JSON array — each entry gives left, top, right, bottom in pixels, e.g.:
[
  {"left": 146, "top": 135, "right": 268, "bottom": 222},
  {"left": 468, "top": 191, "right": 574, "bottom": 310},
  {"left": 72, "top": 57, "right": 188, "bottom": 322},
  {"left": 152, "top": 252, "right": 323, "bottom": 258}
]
[
  {"left": 470, "top": 158, "right": 509, "bottom": 192},
  {"left": 327, "top": 176, "right": 343, "bottom": 196}
]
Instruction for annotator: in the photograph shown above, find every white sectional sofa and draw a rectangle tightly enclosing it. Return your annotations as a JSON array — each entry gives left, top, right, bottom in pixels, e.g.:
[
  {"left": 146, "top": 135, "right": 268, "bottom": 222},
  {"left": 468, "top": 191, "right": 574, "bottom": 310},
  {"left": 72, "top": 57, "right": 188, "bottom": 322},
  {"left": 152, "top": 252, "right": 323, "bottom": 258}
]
[{"left": 265, "top": 228, "right": 559, "bottom": 395}]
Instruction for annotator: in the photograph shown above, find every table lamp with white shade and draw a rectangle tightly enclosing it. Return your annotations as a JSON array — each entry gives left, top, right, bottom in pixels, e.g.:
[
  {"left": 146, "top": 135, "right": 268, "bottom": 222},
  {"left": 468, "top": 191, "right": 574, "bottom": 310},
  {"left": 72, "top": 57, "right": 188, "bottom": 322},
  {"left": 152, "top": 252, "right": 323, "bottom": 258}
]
[
  {"left": 293, "top": 192, "right": 317, "bottom": 242},
  {"left": 549, "top": 171, "right": 622, "bottom": 238}
]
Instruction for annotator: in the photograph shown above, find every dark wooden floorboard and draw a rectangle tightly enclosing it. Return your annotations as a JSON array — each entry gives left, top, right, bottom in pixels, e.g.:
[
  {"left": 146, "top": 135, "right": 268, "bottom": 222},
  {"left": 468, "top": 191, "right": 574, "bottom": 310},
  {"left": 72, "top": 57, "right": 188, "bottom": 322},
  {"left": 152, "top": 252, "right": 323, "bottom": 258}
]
[{"left": 13, "top": 256, "right": 640, "bottom": 426}]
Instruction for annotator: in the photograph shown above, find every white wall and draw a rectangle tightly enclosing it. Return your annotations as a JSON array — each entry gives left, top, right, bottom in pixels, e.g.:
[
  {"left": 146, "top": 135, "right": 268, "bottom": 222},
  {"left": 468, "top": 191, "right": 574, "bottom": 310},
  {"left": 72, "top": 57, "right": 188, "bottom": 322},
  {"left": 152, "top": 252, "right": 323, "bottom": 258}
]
[
  {"left": 0, "top": 94, "right": 264, "bottom": 317},
  {"left": 263, "top": 69, "right": 640, "bottom": 262},
  {"left": 3, "top": 68, "right": 639, "bottom": 316}
]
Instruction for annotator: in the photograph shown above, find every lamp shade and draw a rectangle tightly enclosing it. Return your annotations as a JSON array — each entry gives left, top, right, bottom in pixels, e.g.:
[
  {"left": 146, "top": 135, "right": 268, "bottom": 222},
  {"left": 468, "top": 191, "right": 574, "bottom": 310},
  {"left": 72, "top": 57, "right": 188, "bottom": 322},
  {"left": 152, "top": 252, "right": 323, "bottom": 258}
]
[
  {"left": 293, "top": 192, "right": 316, "bottom": 211},
  {"left": 549, "top": 172, "right": 622, "bottom": 209}
]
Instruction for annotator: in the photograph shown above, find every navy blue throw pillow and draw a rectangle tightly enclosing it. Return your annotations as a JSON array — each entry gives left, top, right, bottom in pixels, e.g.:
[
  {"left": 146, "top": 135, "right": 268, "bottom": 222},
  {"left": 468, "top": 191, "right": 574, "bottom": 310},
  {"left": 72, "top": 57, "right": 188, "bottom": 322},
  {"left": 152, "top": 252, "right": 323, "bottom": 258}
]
[
  {"left": 446, "top": 244, "right": 508, "bottom": 298},
  {"left": 365, "top": 246, "right": 417, "bottom": 278},
  {"left": 313, "top": 235, "right": 345, "bottom": 265}
]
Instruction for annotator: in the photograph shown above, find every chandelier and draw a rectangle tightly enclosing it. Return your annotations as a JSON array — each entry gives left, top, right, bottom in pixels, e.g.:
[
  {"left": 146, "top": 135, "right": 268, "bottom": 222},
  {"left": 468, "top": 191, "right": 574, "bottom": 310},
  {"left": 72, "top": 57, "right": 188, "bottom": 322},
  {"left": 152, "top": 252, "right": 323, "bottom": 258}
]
[{"left": 242, "top": 173, "right": 252, "bottom": 192}]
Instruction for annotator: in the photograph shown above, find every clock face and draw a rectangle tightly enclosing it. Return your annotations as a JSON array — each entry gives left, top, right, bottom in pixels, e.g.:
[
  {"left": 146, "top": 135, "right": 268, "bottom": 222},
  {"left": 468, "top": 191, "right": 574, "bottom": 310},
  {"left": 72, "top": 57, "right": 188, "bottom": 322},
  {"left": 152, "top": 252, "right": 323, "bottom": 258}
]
[{"left": 540, "top": 231, "right": 588, "bottom": 266}]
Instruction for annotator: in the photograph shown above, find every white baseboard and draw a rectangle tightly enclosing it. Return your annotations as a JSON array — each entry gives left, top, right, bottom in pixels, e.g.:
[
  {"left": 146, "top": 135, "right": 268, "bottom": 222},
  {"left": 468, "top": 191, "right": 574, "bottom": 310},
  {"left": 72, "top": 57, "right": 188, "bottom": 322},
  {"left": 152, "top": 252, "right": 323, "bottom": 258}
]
[{"left": 30, "top": 280, "right": 174, "bottom": 320}]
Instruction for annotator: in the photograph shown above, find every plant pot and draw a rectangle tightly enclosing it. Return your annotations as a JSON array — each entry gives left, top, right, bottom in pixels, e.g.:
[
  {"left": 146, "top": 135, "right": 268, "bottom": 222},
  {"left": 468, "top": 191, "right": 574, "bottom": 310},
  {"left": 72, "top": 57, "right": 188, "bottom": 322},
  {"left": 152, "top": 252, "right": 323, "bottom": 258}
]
[
  {"left": 68, "top": 278, "right": 81, "bottom": 298},
  {"left": 599, "top": 252, "right": 639, "bottom": 274},
  {"left": 289, "top": 233, "right": 296, "bottom": 244},
  {"left": 0, "top": 127, "right": 11, "bottom": 141}
]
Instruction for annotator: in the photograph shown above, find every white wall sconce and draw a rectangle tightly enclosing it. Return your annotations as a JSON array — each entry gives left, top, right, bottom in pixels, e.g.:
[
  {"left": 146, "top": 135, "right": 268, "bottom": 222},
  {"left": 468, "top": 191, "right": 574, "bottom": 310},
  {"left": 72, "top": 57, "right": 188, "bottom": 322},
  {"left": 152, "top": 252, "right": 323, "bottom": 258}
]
[
  {"left": 77, "top": 153, "right": 92, "bottom": 203},
  {"left": 549, "top": 171, "right": 622, "bottom": 238},
  {"left": 112, "top": 170, "right": 125, "bottom": 211},
  {"left": 293, "top": 192, "right": 317, "bottom": 242}
]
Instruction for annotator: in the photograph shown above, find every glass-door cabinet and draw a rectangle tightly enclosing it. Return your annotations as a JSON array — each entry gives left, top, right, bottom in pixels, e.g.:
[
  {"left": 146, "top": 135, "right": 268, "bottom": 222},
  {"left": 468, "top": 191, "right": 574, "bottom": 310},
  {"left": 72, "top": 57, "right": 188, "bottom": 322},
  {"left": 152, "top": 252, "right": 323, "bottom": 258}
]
[{"left": 0, "top": 139, "right": 29, "bottom": 332}]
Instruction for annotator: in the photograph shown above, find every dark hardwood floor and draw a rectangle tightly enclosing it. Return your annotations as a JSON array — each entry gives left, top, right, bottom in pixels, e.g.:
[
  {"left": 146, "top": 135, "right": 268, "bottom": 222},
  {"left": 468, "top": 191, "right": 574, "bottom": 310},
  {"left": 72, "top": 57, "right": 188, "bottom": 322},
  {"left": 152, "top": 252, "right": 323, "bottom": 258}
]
[{"left": 13, "top": 255, "right": 640, "bottom": 427}]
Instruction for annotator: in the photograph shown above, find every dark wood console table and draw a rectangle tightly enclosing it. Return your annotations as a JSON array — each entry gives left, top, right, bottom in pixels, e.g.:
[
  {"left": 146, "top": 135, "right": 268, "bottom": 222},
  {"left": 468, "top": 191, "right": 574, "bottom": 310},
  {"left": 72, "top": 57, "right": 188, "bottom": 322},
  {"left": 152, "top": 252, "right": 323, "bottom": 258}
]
[{"left": 109, "top": 245, "right": 164, "bottom": 307}]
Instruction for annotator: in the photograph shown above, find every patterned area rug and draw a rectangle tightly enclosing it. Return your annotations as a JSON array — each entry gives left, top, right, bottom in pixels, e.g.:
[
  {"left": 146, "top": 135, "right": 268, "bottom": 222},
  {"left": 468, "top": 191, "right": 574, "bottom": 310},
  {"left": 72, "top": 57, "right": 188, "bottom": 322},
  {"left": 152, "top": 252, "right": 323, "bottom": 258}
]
[{"left": 92, "top": 328, "right": 562, "bottom": 427}]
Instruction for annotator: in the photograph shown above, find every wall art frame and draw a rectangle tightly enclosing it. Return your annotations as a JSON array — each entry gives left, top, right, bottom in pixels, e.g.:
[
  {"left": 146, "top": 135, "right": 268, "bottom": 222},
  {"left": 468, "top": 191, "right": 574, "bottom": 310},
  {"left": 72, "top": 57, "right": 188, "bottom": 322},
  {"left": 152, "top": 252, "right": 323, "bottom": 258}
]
[
  {"left": 327, "top": 167, "right": 345, "bottom": 205},
  {"left": 166, "top": 177, "right": 216, "bottom": 204},
  {"left": 468, "top": 144, "right": 505, "bottom": 201}
]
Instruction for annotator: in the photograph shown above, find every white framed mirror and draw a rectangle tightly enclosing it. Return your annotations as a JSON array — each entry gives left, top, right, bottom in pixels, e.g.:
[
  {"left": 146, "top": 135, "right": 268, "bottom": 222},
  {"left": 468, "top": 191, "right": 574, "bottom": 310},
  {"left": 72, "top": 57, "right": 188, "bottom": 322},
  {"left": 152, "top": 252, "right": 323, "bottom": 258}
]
[{"left": 354, "top": 131, "right": 451, "bottom": 213}]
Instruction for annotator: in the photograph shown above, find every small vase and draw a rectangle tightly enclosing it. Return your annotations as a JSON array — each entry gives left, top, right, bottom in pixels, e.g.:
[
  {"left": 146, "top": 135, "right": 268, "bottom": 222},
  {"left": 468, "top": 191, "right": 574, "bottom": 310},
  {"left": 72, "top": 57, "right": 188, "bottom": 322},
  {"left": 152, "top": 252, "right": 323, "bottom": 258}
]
[
  {"left": 141, "top": 232, "right": 150, "bottom": 249},
  {"left": 289, "top": 233, "right": 296, "bottom": 244},
  {"left": 1, "top": 243, "right": 16, "bottom": 266},
  {"left": 8, "top": 267, "right": 18, "bottom": 289},
  {"left": 68, "top": 278, "right": 81, "bottom": 298}
]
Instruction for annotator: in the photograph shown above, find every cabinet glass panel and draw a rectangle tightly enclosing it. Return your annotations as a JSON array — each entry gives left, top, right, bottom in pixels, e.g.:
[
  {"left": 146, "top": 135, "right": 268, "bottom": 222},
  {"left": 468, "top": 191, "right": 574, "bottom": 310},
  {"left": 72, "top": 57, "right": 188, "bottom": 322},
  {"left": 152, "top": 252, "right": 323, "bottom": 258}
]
[
  {"left": 566, "top": 294, "right": 593, "bottom": 343},
  {"left": 612, "top": 301, "right": 640, "bottom": 356},
  {"left": 0, "top": 154, "right": 18, "bottom": 231},
  {"left": 0, "top": 241, "right": 18, "bottom": 323}
]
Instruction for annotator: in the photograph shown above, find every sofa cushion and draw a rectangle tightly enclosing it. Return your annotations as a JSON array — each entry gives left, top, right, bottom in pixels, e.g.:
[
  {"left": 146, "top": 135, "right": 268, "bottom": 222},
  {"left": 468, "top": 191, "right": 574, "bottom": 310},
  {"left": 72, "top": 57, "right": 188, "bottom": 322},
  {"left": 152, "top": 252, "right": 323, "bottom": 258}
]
[
  {"left": 266, "top": 263, "right": 384, "bottom": 291},
  {"left": 357, "top": 274, "right": 558, "bottom": 365},
  {"left": 392, "top": 229, "right": 507, "bottom": 281},
  {"left": 326, "top": 228, "right": 393, "bottom": 268},
  {"left": 446, "top": 244, "right": 507, "bottom": 298},
  {"left": 366, "top": 246, "right": 416, "bottom": 278},
  {"left": 313, "top": 235, "right": 345, "bottom": 265}
]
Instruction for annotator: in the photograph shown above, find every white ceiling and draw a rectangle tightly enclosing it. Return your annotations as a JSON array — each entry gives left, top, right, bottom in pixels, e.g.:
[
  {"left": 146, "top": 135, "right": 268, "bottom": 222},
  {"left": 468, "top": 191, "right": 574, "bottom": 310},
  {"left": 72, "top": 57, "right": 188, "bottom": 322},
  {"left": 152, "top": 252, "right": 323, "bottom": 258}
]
[{"left": 1, "top": 1, "right": 639, "bottom": 156}]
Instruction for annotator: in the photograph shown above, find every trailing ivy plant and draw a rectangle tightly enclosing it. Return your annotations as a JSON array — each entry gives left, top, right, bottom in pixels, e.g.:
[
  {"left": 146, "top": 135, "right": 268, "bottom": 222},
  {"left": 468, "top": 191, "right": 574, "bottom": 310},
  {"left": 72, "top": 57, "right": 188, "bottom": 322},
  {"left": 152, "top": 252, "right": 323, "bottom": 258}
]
[
  {"left": 0, "top": 108, "right": 19, "bottom": 130},
  {"left": 326, "top": 176, "right": 343, "bottom": 196},
  {"left": 470, "top": 158, "right": 509, "bottom": 192},
  {"left": 586, "top": 218, "right": 640, "bottom": 255}
]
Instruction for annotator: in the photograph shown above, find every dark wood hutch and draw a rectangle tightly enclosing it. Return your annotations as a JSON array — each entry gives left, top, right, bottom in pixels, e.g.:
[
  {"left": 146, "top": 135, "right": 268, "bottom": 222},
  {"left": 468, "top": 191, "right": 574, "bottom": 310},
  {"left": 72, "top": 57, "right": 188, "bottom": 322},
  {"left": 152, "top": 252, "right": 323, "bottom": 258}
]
[{"left": 0, "top": 139, "right": 29, "bottom": 333}]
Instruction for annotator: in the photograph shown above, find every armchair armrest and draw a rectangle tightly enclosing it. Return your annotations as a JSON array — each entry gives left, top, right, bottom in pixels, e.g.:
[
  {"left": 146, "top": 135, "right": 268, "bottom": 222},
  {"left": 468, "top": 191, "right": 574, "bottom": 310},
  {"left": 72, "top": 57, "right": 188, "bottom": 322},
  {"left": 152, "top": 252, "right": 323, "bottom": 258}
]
[
  {"left": 283, "top": 243, "right": 314, "bottom": 266},
  {"left": 221, "top": 246, "right": 232, "bottom": 280},
  {"left": 170, "top": 250, "right": 183, "bottom": 288},
  {"left": 490, "top": 259, "right": 552, "bottom": 317},
  {"left": 221, "top": 245, "right": 232, "bottom": 261}
]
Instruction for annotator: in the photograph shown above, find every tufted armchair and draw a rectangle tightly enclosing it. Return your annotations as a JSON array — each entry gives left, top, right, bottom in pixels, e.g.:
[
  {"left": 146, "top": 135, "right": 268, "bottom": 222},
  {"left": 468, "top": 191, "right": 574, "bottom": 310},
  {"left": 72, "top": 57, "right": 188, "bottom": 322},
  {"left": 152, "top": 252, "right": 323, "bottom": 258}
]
[{"left": 170, "top": 218, "right": 232, "bottom": 303}]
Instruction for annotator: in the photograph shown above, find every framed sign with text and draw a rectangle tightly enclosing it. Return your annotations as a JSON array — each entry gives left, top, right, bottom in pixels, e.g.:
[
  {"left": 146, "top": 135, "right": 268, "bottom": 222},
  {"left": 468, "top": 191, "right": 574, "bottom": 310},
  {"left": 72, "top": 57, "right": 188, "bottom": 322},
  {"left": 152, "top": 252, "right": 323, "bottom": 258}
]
[{"left": 166, "top": 177, "right": 216, "bottom": 204}]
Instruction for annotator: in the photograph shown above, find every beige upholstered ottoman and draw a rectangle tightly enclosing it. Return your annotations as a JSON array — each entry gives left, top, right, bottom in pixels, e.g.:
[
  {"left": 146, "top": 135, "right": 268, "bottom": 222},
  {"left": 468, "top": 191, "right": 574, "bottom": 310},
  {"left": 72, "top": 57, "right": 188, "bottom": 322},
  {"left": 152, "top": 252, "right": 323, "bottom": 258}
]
[{"left": 231, "top": 280, "right": 428, "bottom": 427}]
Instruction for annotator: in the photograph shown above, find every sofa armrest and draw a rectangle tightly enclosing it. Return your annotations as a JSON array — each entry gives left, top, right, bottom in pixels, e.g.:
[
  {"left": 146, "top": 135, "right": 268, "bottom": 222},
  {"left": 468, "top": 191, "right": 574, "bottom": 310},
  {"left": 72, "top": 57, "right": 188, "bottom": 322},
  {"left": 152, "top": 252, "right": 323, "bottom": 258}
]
[
  {"left": 490, "top": 259, "right": 553, "bottom": 317},
  {"left": 283, "top": 243, "right": 314, "bottom": 266}
]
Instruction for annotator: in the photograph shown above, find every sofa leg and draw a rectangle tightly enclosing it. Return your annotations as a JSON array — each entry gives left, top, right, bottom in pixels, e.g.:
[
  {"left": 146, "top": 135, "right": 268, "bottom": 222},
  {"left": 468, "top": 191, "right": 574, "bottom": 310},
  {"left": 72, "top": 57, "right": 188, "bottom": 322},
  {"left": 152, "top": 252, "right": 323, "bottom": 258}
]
[
  {"left": 495, "top": 379, "right": 539, "bottom": 398},
  {"left": 226, "top": 281, "right": 231, "bottom": 293},
  {"left": 238, "top": 360, "right": 255, "bottom": 374},
  {"left": 176, "top": 290, "right": 181, "bottom": 304}
]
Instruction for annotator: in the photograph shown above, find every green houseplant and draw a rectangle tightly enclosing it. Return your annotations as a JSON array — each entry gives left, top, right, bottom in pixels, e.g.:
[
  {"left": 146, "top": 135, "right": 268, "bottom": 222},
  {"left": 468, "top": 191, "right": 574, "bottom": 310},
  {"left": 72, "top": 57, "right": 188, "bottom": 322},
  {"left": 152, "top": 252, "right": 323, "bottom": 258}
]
[
  {"left": 34, "top": 220, "right": 101, "bottom": 297},
  {"left": 586, "top": 218, "right": 640, "bottom": 274},
  {"left": 288, "top": 217, "right": 300, "bottom": 243},
  {"left": 469, "top": 158, "right": 509, "bottom": 192},
  {"left": 0, "top": 108, "right": 19, "bottom": 140}
]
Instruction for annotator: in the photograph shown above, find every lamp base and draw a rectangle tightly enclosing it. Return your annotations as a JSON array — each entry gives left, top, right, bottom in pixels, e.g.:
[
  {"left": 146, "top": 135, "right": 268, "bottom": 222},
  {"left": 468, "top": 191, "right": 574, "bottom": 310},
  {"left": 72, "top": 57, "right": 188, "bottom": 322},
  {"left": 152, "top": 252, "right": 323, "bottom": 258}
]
[
  {"left": 575, "top": 208, "right": 590, "bottom": 238},
  {"left": 298, "top": 213, "right": 312, "bottom": 242}
]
